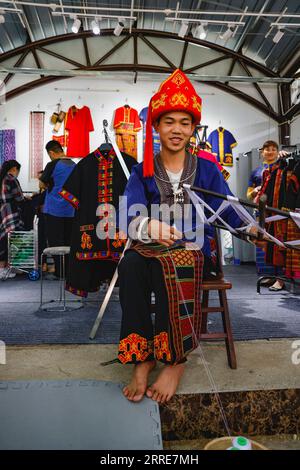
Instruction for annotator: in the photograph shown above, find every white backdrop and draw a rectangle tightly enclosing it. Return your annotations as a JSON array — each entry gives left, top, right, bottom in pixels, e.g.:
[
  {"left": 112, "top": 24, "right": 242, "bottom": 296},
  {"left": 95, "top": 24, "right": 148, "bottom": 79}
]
[{"left": 0, "top": 75, "right": 282, "bottom": 194}]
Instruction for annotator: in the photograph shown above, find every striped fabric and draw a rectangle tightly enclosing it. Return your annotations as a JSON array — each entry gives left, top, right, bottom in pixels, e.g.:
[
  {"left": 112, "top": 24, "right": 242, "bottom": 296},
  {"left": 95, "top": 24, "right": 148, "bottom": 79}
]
[
  {"left": 132, "top": 242, "right": 204, "bottom": 364},
  {"left": 29, "top": 112, "right": 45, "bottom": 180},
  {"left": 0, "top": 129, "right": 16, "bottom": 165}
]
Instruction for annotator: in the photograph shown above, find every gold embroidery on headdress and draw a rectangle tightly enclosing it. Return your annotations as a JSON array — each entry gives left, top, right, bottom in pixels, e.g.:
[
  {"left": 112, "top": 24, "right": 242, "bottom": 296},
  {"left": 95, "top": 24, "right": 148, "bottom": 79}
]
[
  {"left": 151, "top": 93, "right": 167, "bottom": 111},
  {"left": 192, "top": 95, "right": 202, "bottom": 112},
  {"left": 169, "top": 92, "right": 189, "bottom": 107},
  {"left": 171, "top": 72, "right": 186, "bottom": 87}
]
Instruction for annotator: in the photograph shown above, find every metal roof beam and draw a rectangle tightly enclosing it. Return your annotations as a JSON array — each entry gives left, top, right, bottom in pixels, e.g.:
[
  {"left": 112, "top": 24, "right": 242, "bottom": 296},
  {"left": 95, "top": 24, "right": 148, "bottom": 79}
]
[{"left": 1, "top": 1, "right": 300, "bottom": 19}]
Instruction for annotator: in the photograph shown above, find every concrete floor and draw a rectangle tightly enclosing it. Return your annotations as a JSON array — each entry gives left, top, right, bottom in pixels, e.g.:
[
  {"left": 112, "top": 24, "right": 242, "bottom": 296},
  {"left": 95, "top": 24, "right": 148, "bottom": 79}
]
[
  {"left": 1, "top": 339, "right": 300, "bottom": 393},
  {"left": 1, "top": 338, "right": 300, "bottom": 450}
]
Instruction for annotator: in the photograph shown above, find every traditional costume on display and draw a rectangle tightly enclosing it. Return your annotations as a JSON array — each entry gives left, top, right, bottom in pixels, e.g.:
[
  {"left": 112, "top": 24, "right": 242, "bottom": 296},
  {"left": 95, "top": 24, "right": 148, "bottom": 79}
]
[
  {"left": 206, "top": 127, "right": 237, "bottom": 166},
  {"left": 117, "top": 69, "right": 243, "bottom": 366},
  {"left": 258, "top": 157, "right": 300, "bottom": 279},
  {"left": 60, "top": 148, "right": 136, "bottom": 297},
  {"left": 65, "top": 105, "right": 94, "bottom": 158},
  {"left": 139, "top": 106, "right": 161, "bottom": 156},
  {"left": 113, "top": 105, "right": 142, "bottom": 160},
  {"left": 0, "top": 130, "right": 16, "bottom": 165}
]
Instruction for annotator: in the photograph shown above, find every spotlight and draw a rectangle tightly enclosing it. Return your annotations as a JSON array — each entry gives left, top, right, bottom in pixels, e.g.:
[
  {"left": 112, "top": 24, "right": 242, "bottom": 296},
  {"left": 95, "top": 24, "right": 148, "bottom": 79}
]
[
  {"left": 178, "top": 22, "right": 189, "bottom": 38},
  {"left": 273, "top": 28, "right": 284, "bottom": 44},
  {"left": 71, "top": 18, "right": 81, "bottom": 34},
  {"left": 91, "top": 19, "right": 100, "bottom": 35},
  {"left": 114, "top": 20, "right": 125, "bottom": 37},
  {"left": 193, "top": 23, "right": 207, "bottom": 40},
  {"left": 220, "top": 25, "right": 234, "bottom": 41}
]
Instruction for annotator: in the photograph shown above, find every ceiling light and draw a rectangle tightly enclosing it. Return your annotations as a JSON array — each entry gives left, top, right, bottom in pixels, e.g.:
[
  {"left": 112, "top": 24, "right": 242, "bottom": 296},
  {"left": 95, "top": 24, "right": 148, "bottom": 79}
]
[
  {"left": 178, "top": 22, "right": 189, "bottom": 38},
  {"left": 193, "top": 23, "right": 207, "bottom": 40},
  {"left": 220, "top": 25, "right": 234, "bottom": 41},
  {"left": 91, "top": 19, "right": 100, "bottom": 35},
  {"left": 273, "top": 28, "right": 284, "bottom": 44},
  {"left": 71, "top": 18, "right": 81, "bottom": 34},
  {"left": 114, "top": 20, "right": 125, "bottom": 37}
]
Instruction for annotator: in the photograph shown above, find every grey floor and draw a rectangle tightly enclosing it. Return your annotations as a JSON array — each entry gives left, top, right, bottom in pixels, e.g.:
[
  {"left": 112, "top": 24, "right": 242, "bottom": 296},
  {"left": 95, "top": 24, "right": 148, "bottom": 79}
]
[
  {"left": 0, "top": 265, "right": 299, "bottom": 345},
  {"left": 0, "top": 380, "right": 162, "bottom": 450}
]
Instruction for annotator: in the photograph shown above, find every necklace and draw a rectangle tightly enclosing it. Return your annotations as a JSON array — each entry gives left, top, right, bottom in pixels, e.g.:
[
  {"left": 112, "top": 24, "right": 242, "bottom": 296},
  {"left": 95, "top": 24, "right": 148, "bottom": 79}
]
[{"left": 154, "top": 168, "right": 196, "bottom": 204}]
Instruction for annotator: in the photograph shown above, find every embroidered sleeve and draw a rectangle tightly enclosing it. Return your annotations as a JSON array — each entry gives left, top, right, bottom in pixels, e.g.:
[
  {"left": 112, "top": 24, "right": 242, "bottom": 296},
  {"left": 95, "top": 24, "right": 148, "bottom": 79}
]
[{"left": 60, "top": 162, "right": 81, "bottom": 209}]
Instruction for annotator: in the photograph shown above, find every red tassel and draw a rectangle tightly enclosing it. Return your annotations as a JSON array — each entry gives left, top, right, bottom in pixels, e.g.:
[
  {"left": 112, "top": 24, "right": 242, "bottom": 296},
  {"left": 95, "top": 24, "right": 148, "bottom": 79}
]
[{"left": 143, "top": 101, "right": 154, "bottom": 177}]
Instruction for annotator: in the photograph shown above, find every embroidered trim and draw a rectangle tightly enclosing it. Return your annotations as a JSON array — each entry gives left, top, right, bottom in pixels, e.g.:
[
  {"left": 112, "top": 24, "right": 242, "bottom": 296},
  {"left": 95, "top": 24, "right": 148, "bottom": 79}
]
[
  {"left": 81, "top": 232, "right": 93, "bottom": 250},
  {"left": 154, "top": 332, "right": 172, "bottom": 362},
  {"left": 59, "top": 189, "right": 79, "bottom": 209},
  {"left": 80, "top": 224, "right": 94, "bottom": 232},
  {"left": 66, "top": 284, "right": 88, "bottom": 298},
  {"left": 76, "top": 251, "right": 121, "bottom": 260},
  {"left": 118, "top": 333, "right": 154, "bottom": 364}
]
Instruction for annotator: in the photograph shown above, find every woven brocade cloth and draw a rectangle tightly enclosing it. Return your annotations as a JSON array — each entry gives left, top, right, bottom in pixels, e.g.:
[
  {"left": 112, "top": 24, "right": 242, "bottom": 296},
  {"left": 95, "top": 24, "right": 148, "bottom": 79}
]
[{"left": 118, "top": 242, "right": 204, "bottom": 365}]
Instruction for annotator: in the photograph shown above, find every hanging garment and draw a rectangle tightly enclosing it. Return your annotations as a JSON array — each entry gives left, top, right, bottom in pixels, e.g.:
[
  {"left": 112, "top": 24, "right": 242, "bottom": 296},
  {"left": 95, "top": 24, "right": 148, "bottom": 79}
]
[
  {"left": 113, "top": 106, "right": 142, "bottom": 159},
  {"left": 0, "top": 130, "right": 16, "bottom": 165},
  {"left": 29, "top": 112, "right": 45, "bottom": 179},
  {"left": 283, "top": 160, "right": 300, "bottom": 279},
  {"left": 206, "top": 127, "right": 237, "bottom": 166},
  {"left": 65, "top": 106, "right": 94, "bottom": 157},
  {"left": 139, "top": 107, "right": 161, "bottom": 156},
  {"left": 60, "top": 148, "right": 136, "bottom": 297},
  {"left": 259, "top": 160, "right": 287, "bottom": 267}
]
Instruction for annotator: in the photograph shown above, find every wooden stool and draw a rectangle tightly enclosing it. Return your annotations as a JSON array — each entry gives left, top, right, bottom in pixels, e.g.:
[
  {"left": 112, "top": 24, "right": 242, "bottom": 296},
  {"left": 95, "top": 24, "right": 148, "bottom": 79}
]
[{"left": 200, "top": 277, "right": 237, "bottom": 369}]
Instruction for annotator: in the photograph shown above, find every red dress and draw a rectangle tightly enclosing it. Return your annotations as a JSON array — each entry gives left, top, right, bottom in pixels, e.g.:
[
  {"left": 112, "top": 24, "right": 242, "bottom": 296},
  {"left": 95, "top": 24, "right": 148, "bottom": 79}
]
[{"left": 65, "top": 106, "right": 94, "bottom": 157}]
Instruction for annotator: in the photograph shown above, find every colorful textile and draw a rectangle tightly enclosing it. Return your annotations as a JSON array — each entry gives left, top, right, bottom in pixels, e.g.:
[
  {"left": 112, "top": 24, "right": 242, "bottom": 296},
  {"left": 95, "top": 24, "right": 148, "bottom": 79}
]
[
  {"left": 131, "top": 243, "right": 203, "bottom": 364},
  {"left": 0, "top": 174, "right": 24, "bottom": 242},
  {"left": 193, "top": 148, "right": 230, "bottom": 180},
  {"left": 139, "top": 107, "right": 160, "bottom": 155},
  {"left": 285, "top": 219, "right": 300, "bottom": 279},
  {"left": 248, "top": 161, "right": 276, "bottom": 190},
  {"left": 284, "top": 161, "right": 300, "bottom": 279},
  {"left": 144, "top": 69, "right": 202, "bottom": 177},
  {"left": 60, "top": 148, "right": 136, "bottom": 296},
  {"left": 29, "top": 112, "right": 45, "bottom": 179},
  {"left": 65, "top": 106, "right": 94, "bottom": 157},
  {"left": 206, "top": 127, "right": 237, "bottom": 166},
  {"left": 113, "top": 106, "right": 141, "bottom": 159},
  {"left": 0, "top": 129, "right": 16, "bottom": 165}
]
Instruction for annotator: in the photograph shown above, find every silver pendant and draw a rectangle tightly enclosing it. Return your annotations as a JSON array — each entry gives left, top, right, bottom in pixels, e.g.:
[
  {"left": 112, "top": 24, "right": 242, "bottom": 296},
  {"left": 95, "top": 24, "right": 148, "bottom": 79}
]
[{"left": 173, "top": 187, "right": 185, "bottom": 205}]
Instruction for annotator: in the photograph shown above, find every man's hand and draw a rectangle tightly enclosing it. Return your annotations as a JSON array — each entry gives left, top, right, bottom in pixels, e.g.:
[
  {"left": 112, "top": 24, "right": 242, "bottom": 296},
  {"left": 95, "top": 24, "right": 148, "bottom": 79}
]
[
  {"left": 247, "top": 225, "right": 273, "bottom": 244},
  {"left": 148, "top": 220, "right": 183, "bottom": 247},
  {"left": 278, "top": 150, "right": 289, "bottom": 158}
]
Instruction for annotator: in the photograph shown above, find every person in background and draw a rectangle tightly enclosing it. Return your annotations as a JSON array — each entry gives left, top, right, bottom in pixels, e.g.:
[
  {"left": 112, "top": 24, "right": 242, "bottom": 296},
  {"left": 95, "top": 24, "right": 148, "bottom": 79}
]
[
  {"left": 0, "top": 160, "right": 25, "bottom": 280},
  {"left": 247, "top": 140, "right": 279, "bottom": 201},
  {"left": 248, "top": 140, "right": 288, "bottom": 291},
  {"left": 40, "top": 141, "right": 76, "bottom": 278}
]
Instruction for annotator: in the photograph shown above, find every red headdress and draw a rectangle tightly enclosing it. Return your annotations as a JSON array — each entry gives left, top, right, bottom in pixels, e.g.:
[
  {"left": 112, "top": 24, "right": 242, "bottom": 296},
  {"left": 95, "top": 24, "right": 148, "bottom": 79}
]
[{"left": 143, "top": 69, "right": 202, "bottom": 177}]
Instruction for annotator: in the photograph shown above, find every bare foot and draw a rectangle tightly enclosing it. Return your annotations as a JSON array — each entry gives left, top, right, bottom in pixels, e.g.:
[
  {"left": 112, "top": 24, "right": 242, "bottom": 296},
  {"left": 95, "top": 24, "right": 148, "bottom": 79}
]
[
  {"left": 269, "top": 280, "right": 285, "bottom": 291},
  {"left": 123, "top": 360, "right": 156, "bottom": 402},
  {"left": 146, "top": 363, "right": 185, "bottom": 404}
]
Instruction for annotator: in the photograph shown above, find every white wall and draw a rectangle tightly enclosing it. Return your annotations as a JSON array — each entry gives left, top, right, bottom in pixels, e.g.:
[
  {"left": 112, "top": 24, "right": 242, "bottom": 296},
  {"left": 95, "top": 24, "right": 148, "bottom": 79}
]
[
  {"left": 291, "top": 115, "right": 300, "bottom": 145},
  {"left": 0, "top": 75, "right": 279, "bottom": 194}
]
